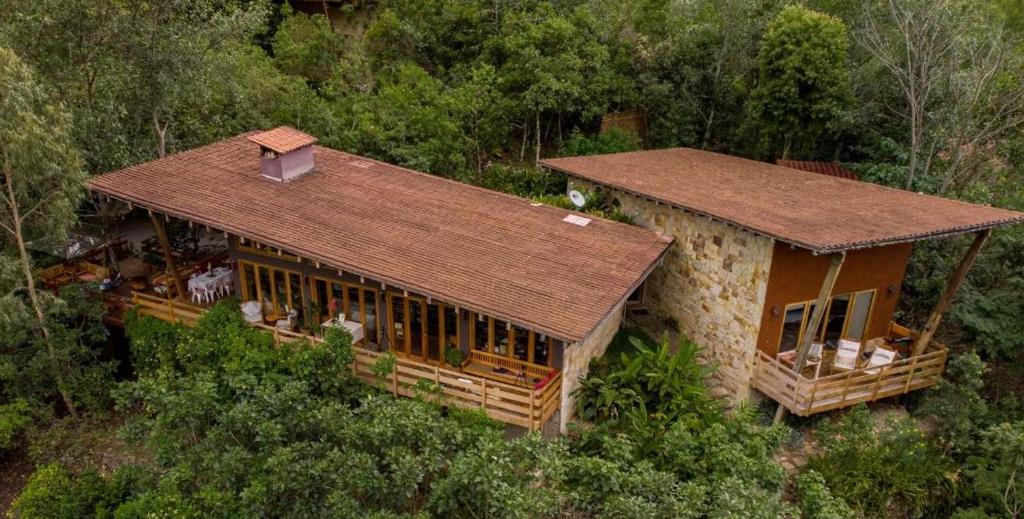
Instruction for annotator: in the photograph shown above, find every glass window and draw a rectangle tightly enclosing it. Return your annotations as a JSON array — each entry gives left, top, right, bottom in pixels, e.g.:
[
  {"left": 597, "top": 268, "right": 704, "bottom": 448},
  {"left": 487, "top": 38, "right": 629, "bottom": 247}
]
[
  {"left": 241, "top": 263, "right": 257, "bottom": 302},
  {"left": 390, "top": 295, "right": 405, "bottom": 351},
  {"left": 822, "top": 294, "right": 850, "bottom": 347},
  {"left": 512, "top": 326, "right": 530, "bottom": 361},
  {"left": 473, "top": 315, "right": 489, "bottom": 351},
  {"left": 493, "top": 319, "right": 510, "bottom": 356},
  {"left": 363, "top": 289, "right": 377, "bottom": 343},
  {"left": 257, "top": 266, "right": 273, "bottom": 310},
  {"left": 288, "top": 272, "right": 304, "bottom": 321},
  {"left": 779, "top": 304, "right": 805, "bottom": 354},
  {"left": 347, "top": 287, "right": 362, "bottom": 323},
  {"left": 273, "top": 270, "right": 287, "bottom": 314},
  {"left": 535, "top": 336, "right": 551, "bottom": 366},
  {"left": 443, "top": 307, "right": 458, "bottom": 351},
  {"left": 845, "top": 291, "right": 874, "bottom": 340}
]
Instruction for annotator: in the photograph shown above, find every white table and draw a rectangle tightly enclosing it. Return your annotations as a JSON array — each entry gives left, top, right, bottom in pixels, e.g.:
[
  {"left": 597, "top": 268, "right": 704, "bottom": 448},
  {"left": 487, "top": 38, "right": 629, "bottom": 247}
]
[
  {"left": 188, "top": 267, "right": 233, "bottom": 301},
  {"left": 322, "top": 318, "right": 364, "bottom": 343}
]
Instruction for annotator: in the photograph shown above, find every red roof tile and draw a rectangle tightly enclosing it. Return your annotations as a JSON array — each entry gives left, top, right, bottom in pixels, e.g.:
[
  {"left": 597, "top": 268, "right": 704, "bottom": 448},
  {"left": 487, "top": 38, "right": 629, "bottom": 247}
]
[
  {"left": 89, "top": 133, "right": 672, "bottom": 342},
  {"left": 776, "top": 160, "right": 859, "bottom": 180},
  {"left": 542, "top": 148, "right": 1024, "bottom": 253},
  {"left": 246, "top": 126, "right": 318, "bottom": 154}
]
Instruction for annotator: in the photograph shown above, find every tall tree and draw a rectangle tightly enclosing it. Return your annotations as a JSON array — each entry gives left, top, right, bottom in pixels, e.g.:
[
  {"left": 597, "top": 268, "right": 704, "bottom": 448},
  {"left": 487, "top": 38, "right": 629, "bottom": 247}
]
[
  {"left": 746, "top": 5, "right": 852, "bottom": 159},
  {"left": 856, "top": 0, "right": 957, "bottom": 189},
  {"left": 0, "top": 48, "right": 87, "bottom": 416}
]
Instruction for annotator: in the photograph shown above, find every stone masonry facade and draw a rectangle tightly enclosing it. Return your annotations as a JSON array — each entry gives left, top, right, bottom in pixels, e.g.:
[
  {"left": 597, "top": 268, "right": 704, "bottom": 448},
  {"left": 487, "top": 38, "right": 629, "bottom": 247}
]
[
  {"left": 569, "top": 179, "right": 774, "bottom": 403},
  {"left": 559, "top": 300, "right": 624, "bottom": 432}
]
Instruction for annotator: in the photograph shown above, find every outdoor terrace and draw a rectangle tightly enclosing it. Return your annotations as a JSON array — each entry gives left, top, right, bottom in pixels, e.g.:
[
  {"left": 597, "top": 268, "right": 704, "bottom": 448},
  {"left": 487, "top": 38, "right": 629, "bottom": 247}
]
[{"left": 753, "top": 323, "right": 947, "bottom": 416}]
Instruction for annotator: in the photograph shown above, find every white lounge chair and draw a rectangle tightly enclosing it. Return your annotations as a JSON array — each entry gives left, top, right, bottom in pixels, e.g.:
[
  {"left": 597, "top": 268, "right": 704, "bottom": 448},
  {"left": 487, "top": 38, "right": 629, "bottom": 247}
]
[
  {"left": 833, "top": 339, "right": 861, "bottom": 372},
  {"left": 865, "top": 347, "right": 898, "bottom": 374}
]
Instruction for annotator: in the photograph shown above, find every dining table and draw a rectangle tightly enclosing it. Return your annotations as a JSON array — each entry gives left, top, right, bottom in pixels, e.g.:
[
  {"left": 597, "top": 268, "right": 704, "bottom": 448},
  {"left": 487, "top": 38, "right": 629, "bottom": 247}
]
[{"left": 188, "top": 267, "right": 233, "bottom": 301}]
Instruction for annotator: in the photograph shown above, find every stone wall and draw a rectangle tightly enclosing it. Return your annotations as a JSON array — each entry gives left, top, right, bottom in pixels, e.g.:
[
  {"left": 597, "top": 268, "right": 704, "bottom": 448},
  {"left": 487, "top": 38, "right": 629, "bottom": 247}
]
[
  {"left": 559, "top": 300, "right": 624, "bottom": 433},
  {"left": 569, "top": 180, "right": 774, "bottom": 403}
]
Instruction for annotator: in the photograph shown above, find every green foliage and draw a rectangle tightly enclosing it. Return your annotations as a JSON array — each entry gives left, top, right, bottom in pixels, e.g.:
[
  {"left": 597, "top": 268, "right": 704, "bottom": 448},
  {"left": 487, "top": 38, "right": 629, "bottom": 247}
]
[
  {"left": 474, "top": 164, "right": 566, "bottom": 199},
  {"left": 0, "top": 399, "right": 32, "bottom": 450},
  {"left": 574, "top": 333, "right": 716, "bottom": 430},
  {"left": 272, "top": 8, "right": 346, "bottom": 87},
  {"left": 961, "top": 421, "right": 1024, "bottom": 518},
  {"left": 745, "top": 5, "right": 851, "bottom": 159},
  {"left": 443, "top": 344, "right": 464, "bottom": 368},
  {"left": 807, "top": 405, "right": 957, "bottom": 518},
  {"left": 559, "top": 128, "right": 642, "bottom": 157},
  {"left": 795, "top": 470, "right": 854, "bottom": 519},
  {"left": 8, "top": 462, "right": 150, "bottom": 519}
]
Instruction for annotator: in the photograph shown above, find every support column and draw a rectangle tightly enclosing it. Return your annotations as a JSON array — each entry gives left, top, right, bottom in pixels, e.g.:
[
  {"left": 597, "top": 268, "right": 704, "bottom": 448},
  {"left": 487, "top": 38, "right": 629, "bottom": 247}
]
[
  {"left": 912, "top": 229, "right": 991, "bottom": 356},
  {"left": 150, "top": 212, "right": 187, "bottom": 301},
  {"left": 775, "top": 252, "right": 845, "bottom": 423}
]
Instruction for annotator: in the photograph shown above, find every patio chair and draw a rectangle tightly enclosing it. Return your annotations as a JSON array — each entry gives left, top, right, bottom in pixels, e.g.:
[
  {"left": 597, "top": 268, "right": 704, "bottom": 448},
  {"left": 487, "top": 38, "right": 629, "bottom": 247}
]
[
  {"left": 833, "top": 339, "right": 862, "bottom": 372},
  {"left": 865, "top": 347, "right": 898, "bottom": 374}
]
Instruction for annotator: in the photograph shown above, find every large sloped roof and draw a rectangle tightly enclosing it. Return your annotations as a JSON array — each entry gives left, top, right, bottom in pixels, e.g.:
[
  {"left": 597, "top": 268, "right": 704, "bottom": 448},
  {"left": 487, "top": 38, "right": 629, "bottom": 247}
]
[
  {"left": 89, "top": 131, "right": 673, "bottom": 342},
  {"left": 542, "top": 148, "right": 1024, "bottom": 254}
]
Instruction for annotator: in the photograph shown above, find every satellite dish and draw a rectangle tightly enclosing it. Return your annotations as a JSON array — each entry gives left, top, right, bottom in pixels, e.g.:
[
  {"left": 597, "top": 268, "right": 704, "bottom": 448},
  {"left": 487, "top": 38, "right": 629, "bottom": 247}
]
[{"left": 569, "top": 189, "right": 587, "bottom": 208}]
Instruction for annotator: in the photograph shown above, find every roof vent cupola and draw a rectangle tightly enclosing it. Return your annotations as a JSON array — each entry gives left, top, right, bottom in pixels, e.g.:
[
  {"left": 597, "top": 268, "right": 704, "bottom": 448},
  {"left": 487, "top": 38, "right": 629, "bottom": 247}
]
[{"left": 247, "top": 126, "right": 318, "bottom": 182}]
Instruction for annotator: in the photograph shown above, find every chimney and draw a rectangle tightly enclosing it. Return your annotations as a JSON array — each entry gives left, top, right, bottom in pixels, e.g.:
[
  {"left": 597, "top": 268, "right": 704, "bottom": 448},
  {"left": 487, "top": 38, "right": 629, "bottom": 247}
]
[{"left": 246, "top": 126, "right": 318, "bottom": 182}]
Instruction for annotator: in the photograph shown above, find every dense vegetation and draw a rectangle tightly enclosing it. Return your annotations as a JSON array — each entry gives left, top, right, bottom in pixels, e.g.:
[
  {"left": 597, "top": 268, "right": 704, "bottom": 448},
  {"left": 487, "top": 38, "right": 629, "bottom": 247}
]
[{"left": 1, "top": 0, "right": 1023, "bottom": 517}]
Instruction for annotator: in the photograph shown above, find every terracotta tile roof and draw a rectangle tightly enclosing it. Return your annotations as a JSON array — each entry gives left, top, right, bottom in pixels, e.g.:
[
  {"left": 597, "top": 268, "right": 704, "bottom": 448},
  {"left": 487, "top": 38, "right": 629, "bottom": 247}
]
[
  {"left": 89, "top": 133, "right": 672, "bottom": 342},
  {"left": 776, "top": 160, "right": 859, "bottom": 180},
  {"left": 246, "top": 126, "right": 318, "bottom": 154},
  {"left": 541, "top": 148, "right": 1024, "bottom": 254}
]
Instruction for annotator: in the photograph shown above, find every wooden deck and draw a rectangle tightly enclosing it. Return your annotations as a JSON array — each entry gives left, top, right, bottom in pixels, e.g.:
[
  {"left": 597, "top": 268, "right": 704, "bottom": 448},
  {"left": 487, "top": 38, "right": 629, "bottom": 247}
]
[
  {"left": 126, "top": 292, "right": 562, "bottom": 431},
  {"left": 753, "top": 324, "right": 947, "bottom": 416}
]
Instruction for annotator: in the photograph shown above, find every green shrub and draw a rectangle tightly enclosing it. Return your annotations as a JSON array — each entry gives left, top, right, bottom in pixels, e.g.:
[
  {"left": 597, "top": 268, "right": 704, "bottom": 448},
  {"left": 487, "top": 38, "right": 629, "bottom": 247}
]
[
  {"left": 0, "top": 399, "right": 32, "bottom": 450},
  {"left": 559, "top": 128, "right": 642, "bottom": 157},
  {"left": 806, "top": 405, "right": 957, "bottom": 518},
  {"left": 8, "top": 463, "right": 150, "bottom": 519},
  {"left": 796, "top": 470, "right": 854, "bottom": 519},
  {"left": 477, "top": 164, "right": 566, "bottom": 198}
]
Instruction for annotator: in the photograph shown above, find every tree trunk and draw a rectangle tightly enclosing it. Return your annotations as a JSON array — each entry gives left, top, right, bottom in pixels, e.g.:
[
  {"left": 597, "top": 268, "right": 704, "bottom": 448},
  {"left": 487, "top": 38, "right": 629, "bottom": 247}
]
[
  {"left": 535, "top": 112, "right": 541, "bottom": 165},
  {"left": 906, "top": 103, "right": 921, "bottom": 190},
  {"left": 152, "top": 110, "right": 167, "bottom": 159},
  {"left": 4, "top": 174, "right": 78, "bottom": 417},
  {"left": 519, "top": 117, "right": 528, "bottom": 163}
]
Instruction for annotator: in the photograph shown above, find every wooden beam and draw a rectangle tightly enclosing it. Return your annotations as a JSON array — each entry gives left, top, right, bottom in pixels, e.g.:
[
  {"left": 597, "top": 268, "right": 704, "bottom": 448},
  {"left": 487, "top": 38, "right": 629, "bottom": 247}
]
[
  {"left": 912, "top": 229, "right": 991, "bottom": 356},
  {"left": 150, "top": 212, "right": 187, "bottom": 300},
  {"left": 776, "top": 252, "right": 844, "bottom": 424}
]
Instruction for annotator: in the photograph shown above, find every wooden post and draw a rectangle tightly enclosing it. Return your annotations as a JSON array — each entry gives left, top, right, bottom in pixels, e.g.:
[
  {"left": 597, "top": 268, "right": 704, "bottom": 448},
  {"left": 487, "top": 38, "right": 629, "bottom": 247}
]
[
  {"left": 480, "top": 379, "right": 487, "bottom": 409},
  {"left": 166, "top": 298, "right": 175, "bottom": 323},
  {"left": 912, "top": 229, "right": 991, "bottom": 356},
  {"left": 528, "top": 390, "right": 536, "bottom": 432},
  {"left": 775, "top": 252, "right": 845, "bottom": 424},
  {"left": 150, "top": 213, "right": 187, "bottom": 300},
  {"left": 392, "top": 366, "right": 399, "bottom": 396}
]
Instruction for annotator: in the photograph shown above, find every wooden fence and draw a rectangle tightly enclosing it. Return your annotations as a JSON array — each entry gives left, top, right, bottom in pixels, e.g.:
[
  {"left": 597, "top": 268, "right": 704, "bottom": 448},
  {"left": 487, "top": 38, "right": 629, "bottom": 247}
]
[
  {"left": 464, "top": 349, "right": 554, "bottom": 380},
  {"left": 753, "top": 339, "right": 947, "bottom": 416},
  {"left": 128, "top": 292, "right": 562, "bottom": 431},
  {"left": 131, "top": 291, "right": 206, "bottom": 326},
  {"left": 355, "top": 348, "right": 562, "bottom": 432}
]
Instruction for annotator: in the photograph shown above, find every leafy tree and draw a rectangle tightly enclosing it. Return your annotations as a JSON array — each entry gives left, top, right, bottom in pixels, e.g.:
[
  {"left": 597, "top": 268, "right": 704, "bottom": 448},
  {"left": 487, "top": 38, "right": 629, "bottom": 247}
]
[
  {"left": 272, "top": 7, "right": 346, "bottom": 87},
  {"left": 745, "top": 5, "right": 851, "bottom": 159},
  {"left": 0, "top": 47, "right": 88, "bottom": 417}
]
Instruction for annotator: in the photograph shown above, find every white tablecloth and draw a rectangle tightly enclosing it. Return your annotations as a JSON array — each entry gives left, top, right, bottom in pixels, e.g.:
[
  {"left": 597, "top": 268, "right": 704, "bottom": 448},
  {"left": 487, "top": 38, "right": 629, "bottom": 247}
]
[
  {"left": 188, "top": 268, "right": 232, "bottom": 297},
  {"left": 323, "top": 319, "right": 364, "bottom": 343}
]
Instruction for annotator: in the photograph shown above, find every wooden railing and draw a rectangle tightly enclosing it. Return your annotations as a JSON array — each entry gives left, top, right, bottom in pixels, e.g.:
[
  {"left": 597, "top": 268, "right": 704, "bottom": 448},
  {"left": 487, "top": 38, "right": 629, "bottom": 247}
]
[
  {"left": 355, "top": 348, "right": 561, "bottom": 432},
  {"left": 753, "top": 325, "right": 947, "bottom": 416},
  {"left": 126, "top": 293, "right": 562, "bottom": 431},
  {"left": 131, "top": 291, "right": 206, "bottom": 326},
  {"left": 463, "top": 349, "right": 555, "bottom": 380}
]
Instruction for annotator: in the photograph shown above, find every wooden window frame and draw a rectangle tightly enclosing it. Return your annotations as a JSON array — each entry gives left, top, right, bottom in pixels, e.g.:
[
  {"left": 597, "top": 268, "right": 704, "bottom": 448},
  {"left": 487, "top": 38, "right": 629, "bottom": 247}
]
[
  {"left": 775, "top": 289, "right": 879, "bottom": 355},
  {"left": 238, "top": 260, "right": 302, "bottom": 317},
  {"left": 235, "top": 237, "right": 300, "bottom": 262}
]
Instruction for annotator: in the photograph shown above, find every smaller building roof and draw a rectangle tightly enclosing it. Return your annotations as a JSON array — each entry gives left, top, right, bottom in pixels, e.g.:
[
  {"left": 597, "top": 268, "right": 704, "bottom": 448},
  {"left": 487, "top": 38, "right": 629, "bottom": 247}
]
[
  {"left": 542, "top": 148, "right": 1024, "bottom": 254},
  {"left": 776, "top": 160, "right": 859, "bottom": 181},
  {"left": 246, "top": 126, "right": 318, "bottom": 154}
]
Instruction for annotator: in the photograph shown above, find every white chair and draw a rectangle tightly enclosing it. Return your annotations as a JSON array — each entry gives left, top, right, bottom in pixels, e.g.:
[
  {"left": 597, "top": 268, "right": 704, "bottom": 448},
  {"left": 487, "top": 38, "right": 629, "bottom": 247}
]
[
  {"left": 833, "top": 339, "right": 862, "bottom": 372},
  {"left": 865, "top": 347, "right": 897, "bottom": 374},
  {"left": 191, "top": 287, "right": 204, "bottom": 304},
  {"left": 276, "top": 306, "right": 298, "bottom": 330}
]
